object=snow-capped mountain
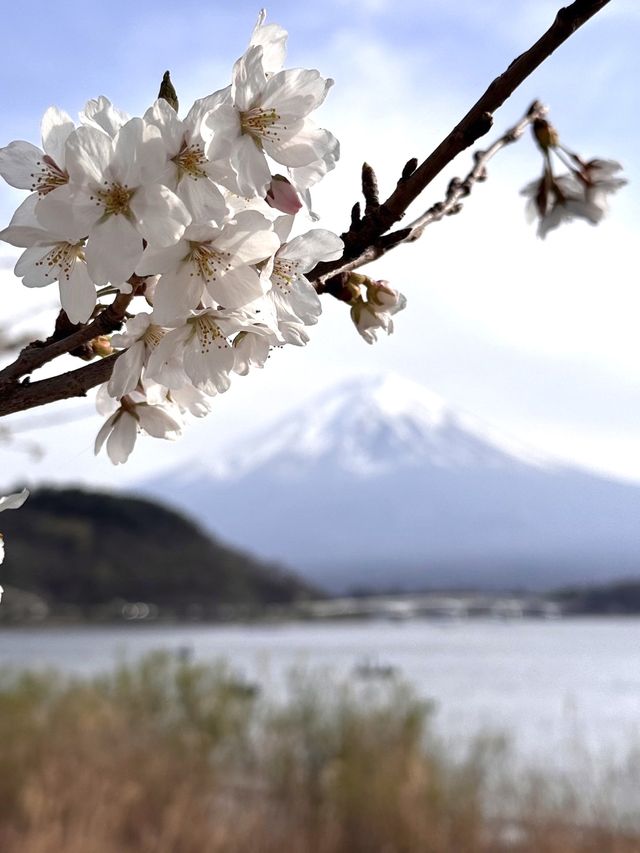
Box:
[139,373,640,593]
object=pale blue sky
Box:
[1,1,639,488]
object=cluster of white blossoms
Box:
[521,118,627,238]
[0,11,377,465]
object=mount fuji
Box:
[139,373,640,593]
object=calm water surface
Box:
[2,618,640,769]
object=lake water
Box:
[2,617,640,775]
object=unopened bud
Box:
[265,175,302,214]
[533,118,559,151]
[91,336,114,358]
[344,272,368,303]
[158,71,179,113]
[365,279,403,310]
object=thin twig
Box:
[309,0,611,289]
[404,100,547,241]
[317,101,547,295]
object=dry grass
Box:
[0,652,638,853]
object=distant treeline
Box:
[0,487,318,622]
[554,580,640,615]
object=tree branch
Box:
[0,353,122,418]
[317,101,548,298]
[0,0,613,419]
[308,0,611,288]
[0,292,133,390]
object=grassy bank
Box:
[0,653,637,852]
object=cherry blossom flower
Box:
[204,44,335,197]
[350,278,407,344]
[522,154,627,238]
[143,98,228,223]
[232,329,272,374]
[0,215,96,324]
[265,216,343,344]
[576,158,627,219]
[139,210,279,323]
[107,313,168,399]
[38,117,191,285]
[0,107,73,203]
[146,308,237,392]
[0,11,347,466]
[95,390,182,465]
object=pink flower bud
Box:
[265,175,303,214]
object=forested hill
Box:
[0,488,317,620]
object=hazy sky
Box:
[1,0,639,490]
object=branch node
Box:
[361,162,380,214]
[400,158,418,182]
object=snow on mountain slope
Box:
[183,372,556,482]
[139,372,640,593]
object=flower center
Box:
[143,324,165,349]
[193,315,226,354]
[93,182,134,217]
[30,155,68,196]
[174,143,208,180]
[272,258,299,294]
[188,243,232,285]
[240,107,284,144]
[34,241,85,281]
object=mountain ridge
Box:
[139,372,640,593]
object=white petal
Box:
[215,211,279,265]
[230,134,271,197]
[0,489,29,512]
[152,270,204,325]
[5,194,39,228]
[261,68,333,116]
[35,185,94,239]
[146,327,190,389]
[107,342,146,399]
[177,175,227,225]
[136,240,187,276]
[209,265,267,310]
[144,99,185,156]
[81,97,130,138]
[15,244,60,287]
[264,119,332,168]
[86,215,143,285]
[233,330,270,375]
[136,404,182,439]
[59,262,97,324]
[250,13,288,73]
[65,126,113,185]
[41,107,75,167]
[131,184,191,247]
[106,411,138,464]
[112,117,165,186]
[0,224,50,249]
[280,229,344,271]
[233,45,267,112]
[0,141,43,190]
[95,411,117,455]
[203,105,242,162]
